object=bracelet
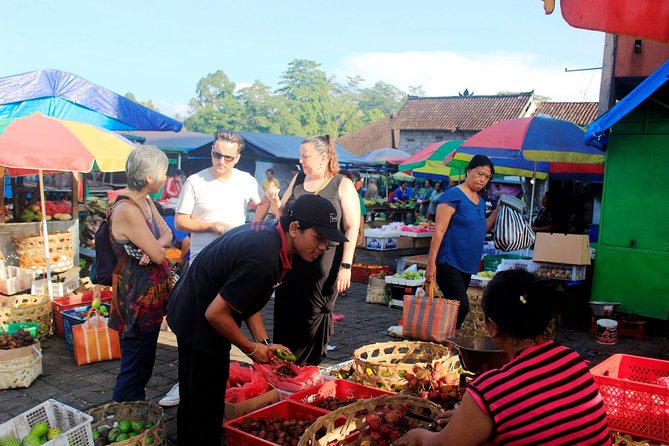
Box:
[259,338,271,346]
[245,342,258,357]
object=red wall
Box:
[614,37,669,77]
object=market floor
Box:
[2,279,668,445]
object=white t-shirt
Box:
[176,168,261,259]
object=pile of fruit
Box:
[93,419,156,445]
[230,416,317,445]
[477,271,495,278]
[0,329,36,350]
[313,396,358,411]
[390,270,424,281]
[0,422,63,446]
[404,364,463,410]
[328,363,357,382]
[344,404,438,446]
[399,225,434,234]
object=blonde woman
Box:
[268,135,360,365]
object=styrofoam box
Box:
[31,267,80,297]
[399,231,433,238]
[366,237,398,251]
[0,266,34,295]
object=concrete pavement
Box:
[2,269,668,445]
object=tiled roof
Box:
[390,93,533,131]
[337,117,399,155]
[533,102,599,127]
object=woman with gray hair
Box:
[109,145,173,402]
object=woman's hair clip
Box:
[519,295,528,305]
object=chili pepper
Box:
[276,349,296,362]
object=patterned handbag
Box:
[402,281,459,342]
[493,204,536,251]
[72,308,121,366]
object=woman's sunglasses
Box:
[211,151,237,163]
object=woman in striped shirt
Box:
[394,269,610,446]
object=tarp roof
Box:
[586,60,669,147]
[121,130,213,153]
[188,131,366,164]
[0,69,182,132]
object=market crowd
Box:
[106,129,609,446]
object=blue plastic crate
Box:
[61,304,111,351]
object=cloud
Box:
[335,50,601,102]
[154,100,191,119]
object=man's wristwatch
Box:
[340,263,352,269]
[259,339,271,346]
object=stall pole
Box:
[38,170,54,301]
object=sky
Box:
[1,0,606,119]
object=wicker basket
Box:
[0,342,42,390]
[12,231,74,274]
[88,401,165,446]
[0,294,52,340]
[353,341,459,391]
[298,394,443,446]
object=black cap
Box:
[289,195,348,243]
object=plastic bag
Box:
[254,362,323,393]
[226,362,271,403]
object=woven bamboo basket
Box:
[12,231,74,274]
[0,343,42,390]
[353,341,459,391]
[0,294,52,339]
[88,401,165,446]
[298,394,442,446]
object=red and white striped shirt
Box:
[467,341,610,445]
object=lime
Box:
[145,436,154,445]
[115,433,129,442]
[119,420,132,434]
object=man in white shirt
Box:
[175,129,261,260]
[160,129,260,407]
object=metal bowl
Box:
[445,336,510,375]
[589,301,622,317]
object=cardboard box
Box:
[533,233,591,265]
[224,388,280,421]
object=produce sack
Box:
[72,308,121,366]
[226,362,271,403]
[493,203,535,251]
[254,362,322,393]
[402,281,459,343]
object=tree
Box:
[278,59,335,136]
[237,81,300,134]
[184,70,243,134]
[408,85,426,97]
[124,92,159,111]
[358,81,406,120]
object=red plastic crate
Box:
[351,263,391,284]
[224,400,329,446]
[591,354,669,443]
[52,290,113,337]
[288,379,393,410]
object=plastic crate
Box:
[591,354,669,443]
[61,304,111,351]
[52,290,113,337]
[0,322,40,338]
[224,400,329,446]
[0,399,94,446]
[288,379,393,410]
[535,262,586,281]
[351,263,391,284]
[482,254,530,272]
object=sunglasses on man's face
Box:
[211,151,237,163]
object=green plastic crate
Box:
[0,322,40,338]
[482,254,531,272]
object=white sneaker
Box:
[159,383,180,407]
[327,344,336,351]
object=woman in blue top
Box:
[425,155,500,328]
